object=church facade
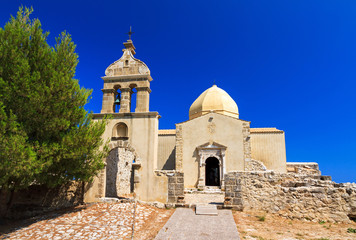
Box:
[84,37,289,204]
[81,37,356,223]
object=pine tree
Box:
[0,7,109,195]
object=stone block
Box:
[168,184,175,190]
[168,189,174,196]
[168,177,176,184]
[175,184,184,191]
[195,205,218,215]
[177,177,184,183]
[176,172,184,177]
[168,196,176,203]
[234,192,242,198]
[233,198,243,205]
[225,192,234,198]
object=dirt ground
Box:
[233,210,356,240]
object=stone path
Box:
[155,208,240,240]
[1,202,171,240]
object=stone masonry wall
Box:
[224,171,356,223]
[167,171,184,205]
[106,147,134,197]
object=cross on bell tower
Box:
[127,26,134,40]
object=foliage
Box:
[347,227,356,233]
[257,215,266,222]
[0,7,108,192]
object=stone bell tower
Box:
[101,37,152,113]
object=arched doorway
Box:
[205,157,220,186]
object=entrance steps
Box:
[184,187,224,208]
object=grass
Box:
[257,215,266,222]
[318,220,326,224]
[347,227,356,233]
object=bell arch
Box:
[112,122,128,140]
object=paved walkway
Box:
[1,202,171,240]
[155,208,240,240]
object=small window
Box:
[125,60,129,66]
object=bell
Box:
[114,94,121,105]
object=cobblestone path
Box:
[1,202,172,240]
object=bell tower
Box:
[101,36,152,113]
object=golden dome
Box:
[189,85,239,120]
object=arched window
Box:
[112,122,128,140]
[129,84,137,113]
[113,85,122,113]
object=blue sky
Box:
[1,0,355,183]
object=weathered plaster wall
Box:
[157,134,176,170]
[85,112,164,203]
[224,171,356,223]
[176,113,248,188]
[250,131,287,173]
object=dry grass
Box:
[233,210,356,240]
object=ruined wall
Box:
[166,171,184,204]
[224,171,356,223]
[0,181,83,219]
[106,147,135,197]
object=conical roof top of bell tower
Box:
[104,38,150,78]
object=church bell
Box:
[114,94,121,105]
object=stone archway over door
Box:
[105,147,135,197]
[197,142,227,189]
[205,157,220,186]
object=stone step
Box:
[195,204,218,215]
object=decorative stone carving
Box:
[196,142,226,189]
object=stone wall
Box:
[167,171,184,205]
[286,162,321,175]
[175,124,183,170]
[242,122,251,163]
[245,159,267,171]
[106,147,135,197]
[224,171,356,223]
[0,181,83,219]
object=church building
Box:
[84,37,292,204]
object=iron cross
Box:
[127,26,134,40]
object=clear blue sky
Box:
[1,0,355,183]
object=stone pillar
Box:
[101,89,115,113]
[119,88,131,113]
[197,153,205,189]
[221,152,226,189]
[135,87,150,112]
